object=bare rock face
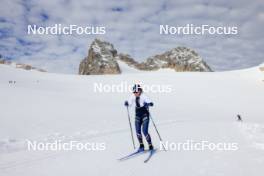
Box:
[79,39,213,75]
[0,57,46,72]
[118,53,140,68]
[137,47,212,72]
[79,39,121,75]
[0,55,11,65]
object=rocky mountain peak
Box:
[79,39,212,75]
[137,47,212,72]
[79,39,120,75]
[91,39,118,58]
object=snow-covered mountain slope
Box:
[0,63,263,176]
[117,60,142,73]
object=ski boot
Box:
[137,143,144,152]
[148,144,154,151]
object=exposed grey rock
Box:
[79,39,121,75]
[79,39,212,75]
[0,57,46,72]
[138,47,212,72]
[118,53,140,69]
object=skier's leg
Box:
[135,116,144,150]
[142,116,153,150]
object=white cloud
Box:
[0,0,263,73]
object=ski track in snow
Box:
[0,119,188,153]
[0,119,191,170]
[0,64,264,175]
[237,122,264,150]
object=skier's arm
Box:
[124,95,134,107]
[143,95,154,107]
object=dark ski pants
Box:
[135,115,152,146]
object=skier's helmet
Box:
[132,84,143,93]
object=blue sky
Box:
[0,0,264,73]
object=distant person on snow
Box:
[237,114,242,121]
[124,84,154,152]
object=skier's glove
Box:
[124,101,129,107]
[144,102,154,107]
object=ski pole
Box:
[126,106,136,149]
[149,112,167,151]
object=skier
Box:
[124,84,154,152]
[237,114,242,121]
